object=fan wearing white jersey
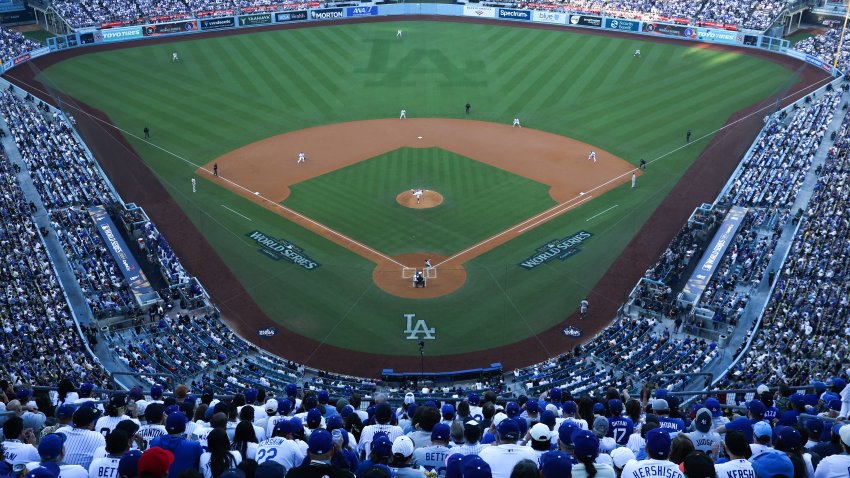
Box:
[24,433,88,478]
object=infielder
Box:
[512,118,521,127]
[297,152,306,164]
[400,109,407,119]
[588,151,596,162]
[634,49,640,57]
[172,52,179,62]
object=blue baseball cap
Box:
[806,419,824,437]
[725,417,754,444]
[539,451,572,478]
[704,398,721,416]
[751,450,793,478]
[608,399,623,415]
[150,385,163,399]
[558,420,580,446]
[572,430,599,459]
[277,398,292,415]
[462,455,492,478]
[371,435,393,458]
[441,403,455,419]
[562,400,577,415]
[497,418,521,441]
[747,400,766,419]
[468,394,480,405]
[646,428,672,459]
[753,421,773,439]
[593,403,605,414]
[550,388,562,400]
[317,390,329,404]
[778,427,802,449]
[285,384,298,397]
[165,412,188,434]
[56,404,76,420]
[38,434,66,460]
[308,429,333,455]
[541,410,556,427]
[118,450,142,478]
[431,423,451,442]
[505,402,520,418]
[80,383,94,395]
[306,408,322,428]
[525,400,539,413]
[25,465,60,478]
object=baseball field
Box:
[22,18,820,375]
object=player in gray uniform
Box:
[685,409,722,457]
[413,424,452,477]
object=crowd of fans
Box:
[794,29,850,77]
[1,382,848,478]
[0,26,41,65]
[0,146,110,388]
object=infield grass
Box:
[38,20,799,358]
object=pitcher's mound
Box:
[397,190,443,209]
[373,253,466,299]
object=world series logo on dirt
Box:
[563,326,582,337]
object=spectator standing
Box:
[150,413,201,478]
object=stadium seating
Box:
[0,26,41,64]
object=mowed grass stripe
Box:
[285,33,345,98]
[255,35,334,113]
[230,35,305,109]
[503,34,578,114]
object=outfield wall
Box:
[3,4,839,77]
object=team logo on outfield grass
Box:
[404,314,435,340]
[247,230,320,270]
[519,231,593,270]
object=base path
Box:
[203,118,635,297]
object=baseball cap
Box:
[725,417,754,444]
[655,389,668,399]
[306,408,322,428]
[371,435,393,458]
[539,451,572,478]
[16,388,32,401]
[751,450,793,478]
[317,390,329,404]
[572,429,599,459]
[756,384,770,395]
[610,447,635,468]
[694,408,712,433]
[80,383,94,395]
[254,461,285,478]
[778,427,802,449]
[680,451,715,478]
[592,403,605,414]
[789,393,804,406]
[150,385,163,399]
[468,394,480,405]
[427,423,449,442]
[403,392,415,405]
[652,399,669,412]
[462,456,492,478]
[163,405,179,417]
[806,419,825,437]
[129,387,144,401]
[777,410,798,426]
[38,433,66,460]
[244,388,259,404]
[505,402,520,418]
[541,410,556,427]
[277,398,292,415]
[118,450,142,478]
[111,394,128,408]
[445,454,464,478]
[525,400,539,414]
[828,399,842,411]
[73,406,98,427]
[137,447,174,477]
[25,466,59,478]
[608,399,623,415]
[592,416,609,438]
[285,384,298,397]
[496,417,521,441]
[165,412,188,434]
[145,403,165,423]
[753,421,773,439]
[442,403,456,418]
[309,429,334,455]
[747,400,766,419]
[827,377,847,390]
[812,381,827,393]
[116,419,140,437]
[529,423,551,441]
[550,388,562,400]
[56,404,75,420]
[704,398,721,416]
[558,420,579,446]
[392,435,415,457]
[492,412,508,427]
[562,400,577,415]
[375,403,392,423]
[326,415,344,432]
[264,399,278,413]
[645,428,672,459]
[839,424,850,447]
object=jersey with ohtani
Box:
[255,437,304,472]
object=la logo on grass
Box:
[404,313,435,340]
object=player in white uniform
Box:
[413,189,423,204]
[634,49,640,57]
[255,420,305,472]
[2,417,40,467]
[579,298,589,319]
[397,29,403,37]
[297,152,305,164]
[400,109,407,119]
[172,52,179,61]
[813,424,850,477]
[588,151,596,162]
[620,429,684,478]
[512,118,521,128]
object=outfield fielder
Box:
[400,109,407,119]
[172,52,179,62]
[512,117,521,127]
[397,29,403,37]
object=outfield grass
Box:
[285,147,555,255]
[39,21,798,357]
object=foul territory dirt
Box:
[4,15,830,377]
[202,118,635,299]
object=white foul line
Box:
[221,205,252,221]
[517,195,593,233]
[586,204,619,222]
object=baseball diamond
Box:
[6,16,828,376]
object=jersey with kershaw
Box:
[685,430,722,454]
[137,424,167,449]
[88,455,121,478]
[620,459,685,478]
[95,416,138,437]
[358,424,404,455]
[61,428,107,469]
[255,437,305,471]
[413,445,452,478]
[478,444,539,478]
[24,462,88,478]
[2,440,40,466]
[812,453,850,478]
[714,459,754,478]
